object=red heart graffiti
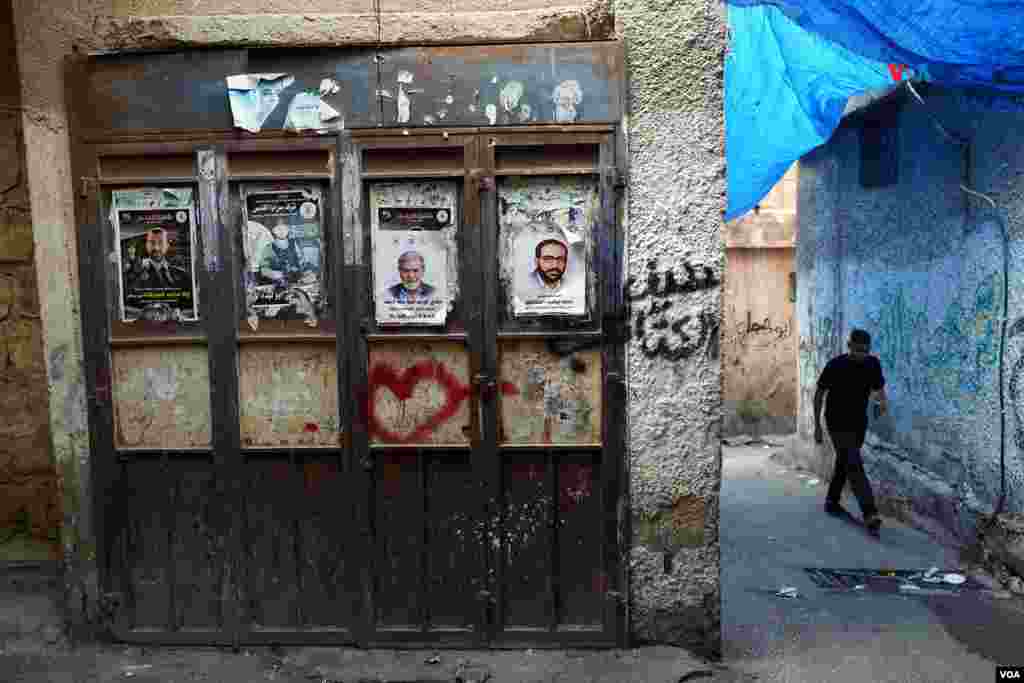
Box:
[365,361,471,444]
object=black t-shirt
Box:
[817,353,885,432]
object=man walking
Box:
[813,328,889,537]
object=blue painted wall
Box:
[797,87,1024,541]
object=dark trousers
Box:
[825,428,877,519]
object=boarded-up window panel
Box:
[238,345,341,448]
[228,150,332,178]
[111,347,212,449]
[367,341,471,446]
[99,155,194,180]
[498,340,602,445]
[495,145,598,175]
[362,147,464,176]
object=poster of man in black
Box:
[116,201,198,322]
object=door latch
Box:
[472,374,497,402]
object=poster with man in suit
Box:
[113,188,198,322]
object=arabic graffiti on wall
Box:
[625,259,721,362]
[721,314,793,347]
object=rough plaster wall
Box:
[0,0,61,562]
[12,0,108,628]
[795,91,1024,546]
[98,0,615,48]
[616,0,724,656]
[721,247,796,437]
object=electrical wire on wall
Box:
[904,80,1011,528]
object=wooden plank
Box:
[78,50,246,134]
[241,460,301,629]
[373,451,424,628]
[110,347,212,449]
[501,454,553,629]
[228,150,332,178]
[244,48,377,131]
[366,342,472,446]
[77,43,623,136]
[296,456,357,628]
[109,335,206,348]
[119,460,173,630]
[363,147,464,177]
[99,154,194,180]
[495,144,598,174]
[425,451,481,630]
[556,453,602,627]
[338,132,375,643]
[170,461,227,630]
[600,135,627,644]
[238,345,341,448]
[497,340,602,445]
[373,43,624,128]
[195,145,243,642]
[475,137,502,640]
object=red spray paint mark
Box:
[304,422,320,433]
[592,570,609,594]
[558,462,593,513]
[360,362,518,443]
[365,361,471,443]
[888,63,906,82]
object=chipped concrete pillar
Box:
[12,0,98,630]
[615,0,726,657]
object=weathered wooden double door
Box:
[77,128,626,647]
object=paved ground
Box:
[3,438,1023,681]
[721,439,1024,683]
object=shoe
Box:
[824,502,846,517]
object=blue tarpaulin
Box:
[725,0,1024,220]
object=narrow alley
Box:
[721,437,1024,682]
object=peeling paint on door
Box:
[112,347,211,448]
[499,340,601,444]
[238,345,341,448]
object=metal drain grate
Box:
[803,568,985,593]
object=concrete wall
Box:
[11,0,725,653]
[795,88,1024,544]
[0,0,61,563]
[617,0,724,657]
[722,165,797,437]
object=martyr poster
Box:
[370,182,457,326]
[498,176,596,318]
[113,188,198,323]
[241,185,324,328]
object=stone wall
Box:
[0,0,61,562]
[795,88,1024,543]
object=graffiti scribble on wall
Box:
[626,259,720,362]
[360,347,517,444]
